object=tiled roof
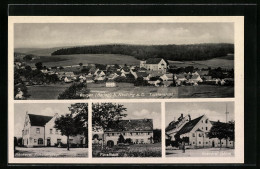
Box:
[105,119,153,132]
[165,120,180,132]
[28,114,53,126]
[177,115,204,135]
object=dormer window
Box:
[36,128,40,134]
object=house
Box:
[148,80,161,87]
[64,77,73,83]
[86,77,94,83]
[188,75,203,84]
[160,73,173,81]
[162,81,173,87]
[175,74,187,82]
[166,114,234,148]
[94,75,106,81]
[140,58,168,72]
[95,70,105,76]
[121,67,130,74]
[107,73,118,80]
[92,119,154,147]
[106,79,116,87]
[22,113,86,147]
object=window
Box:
[193,142,195,144]
[202,127,203,129]
[206,142,208,144]
[107,133,110,136]
[198,133,201,137]
[38,138,43,144]
[202,120,203,123]
[192,133,195,137]
[206,127,208,131]
[136,132,138,135]
[55,129,58,134]
[123,133,125,136]
[50,129,53,134]
[205,119,208,123]
[199,141,201,144]
[130,132,132,136]
[36,128,40,134]
[112,133,114,136]
[148,132,150,135]
[57,139,61,144]
[34,139,37,143]
[136,139,139,143]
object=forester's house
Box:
[22,113,86,147]
[92,119,154,147]
[140,58,168,72]
[166,114,234,148]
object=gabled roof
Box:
[105,119,153,132]
[190,75,200,80]
[165,120,180,132]
[28,114,53,126]
[146,58,168,64]
[177,115,204,135]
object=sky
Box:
[14,23,234,48]
[14,103,78,137]
[165,102,234,127]
[120,102,161,130]
[14,102,161,137]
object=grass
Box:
[24,54,140,67]
[169,56,234,69]
[14,147,88,158]
[26,83,233,100]
[93,143,162,157]
[27,83,71,100]
[178,85,234,98]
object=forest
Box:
[51,43,234,61]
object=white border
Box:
[8,16,244,164]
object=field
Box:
[178,85,234,98]
[23,54,140,67]
[27,83,71,100]
[169,57,234,69]
[15,147,88,158]
[93,143,161,157]
[166,147,234,157]
[87,83,178,99]
[25,83,233,100]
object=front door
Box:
[212,141,215,147]
[47,138,51,147]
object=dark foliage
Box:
[52,44,234,61]
[58,83,89,99]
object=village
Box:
[14,56,234,100]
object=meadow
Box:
[92,143,162,157]
[169,57,234,69]
[25,82,233,100]
[23,54,140,67]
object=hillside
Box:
[51,43,234,61]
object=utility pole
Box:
[225,103,229,148]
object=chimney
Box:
[181,114,183,118]
[188,114,191,121]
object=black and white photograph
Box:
[165,102,234,157]
[14,103,89,158]
[13,22,234,100]
[92,102,162,157]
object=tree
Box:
[69,103,88,146]
[58,83,89,99]
[23,54,34,61]
[79,63,83,66]
[118,134,125,144]
[54,114,79,150]
[35,62,43,70]
[208,121,230,149]
[134,77,149,86]
[92,103,127,147]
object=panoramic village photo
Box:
[14,103,89,158]
[14,23,234,100]
[92,102,162,157]
[165,102,235,157]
